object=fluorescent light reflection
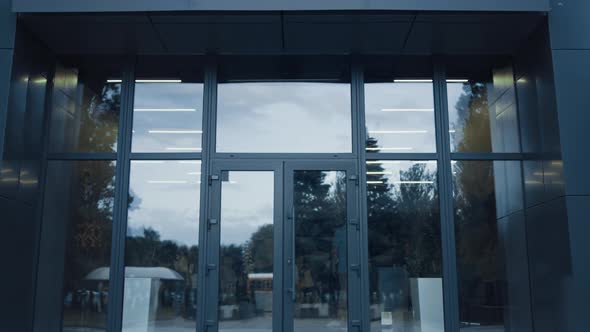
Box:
[136,79,182,83]
[368,130,428,134]
[148,130,203,134]
[381,108,434,112]
[367,180,434,185]
[187,172,201,175]
[394,79,433,83]
[107,79,183,84]
[134,108,197,112]
[366,161,401,164]
[366,147,413,151]
[165,147,202,151]
[446,79,469,83]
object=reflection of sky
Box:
[216,82,352,153]
[220,171,274,246]
[364,83,436,152]
[132,83,204,152]
[127,160,201,246]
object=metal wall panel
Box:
[12,0,550,13]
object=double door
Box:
[202,160,361,332]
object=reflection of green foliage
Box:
[79,83,120,152]
[367,159,440,279]
[453,161,498,281]
[453,83,492,152]
[64,161,116,292]
[126,227,199,289]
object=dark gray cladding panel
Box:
[12,0,550,12]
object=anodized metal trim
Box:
[107,58,135,332]
[197,57,217,332]
[450,152,524,160]
[129,152,202,160]
[365,152,438,160]
[433,58,460,332]
[46,152,117,160]
[30,63,56,331]
[352,61,370,332]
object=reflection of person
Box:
[298,258,315,302]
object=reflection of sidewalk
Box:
[123,316,196,332]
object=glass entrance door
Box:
[204,161,360,332]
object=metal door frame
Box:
[204,160,284,332]
[283,160,361,332]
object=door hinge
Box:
[348,175,359,185]
[351,263,361,276]
[207,218,218,230]
[348,218,360,230]
[206,263,217,275]
[208,175,219,185]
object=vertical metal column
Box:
[351,61,370,332]
[433,58,460,332]
[197,57,218,332]
[107,57,136,332]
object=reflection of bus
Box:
[247,273,273,293]
[247,273,273,313]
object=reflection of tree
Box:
[79,82,120,152]
[63,80,122,311]
[453,161,501,315]
[366,136,441,313]
[126,227,199,317]
[294,170,347,308]
[367,160,440,278]
[452,83,492,152]
[219,224,274,305]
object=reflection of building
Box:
[1,2,587,332]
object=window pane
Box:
[367,160,443,332]
[365,81,436,153]
[132,82,204,153]
[216,82,352,153]
[294,170,348,332]
[447,64,520,153]
[35,160,116,331]
[49,60,122,153]
[453,161,532,331]
[123,160,201,331]
[219,171,274,332]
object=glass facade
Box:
[34,56,531,332]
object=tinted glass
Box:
[367,160,443,332]
[453,161,532,331]
[218,171,274,331]
[447,64,520,153]
[293,170,348,332]
[365,81,436,153]
[35,161,116,331]
[122,160,201,331]
[132,82,204,152]
[216,82,352,153]
[49,62,121,153]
